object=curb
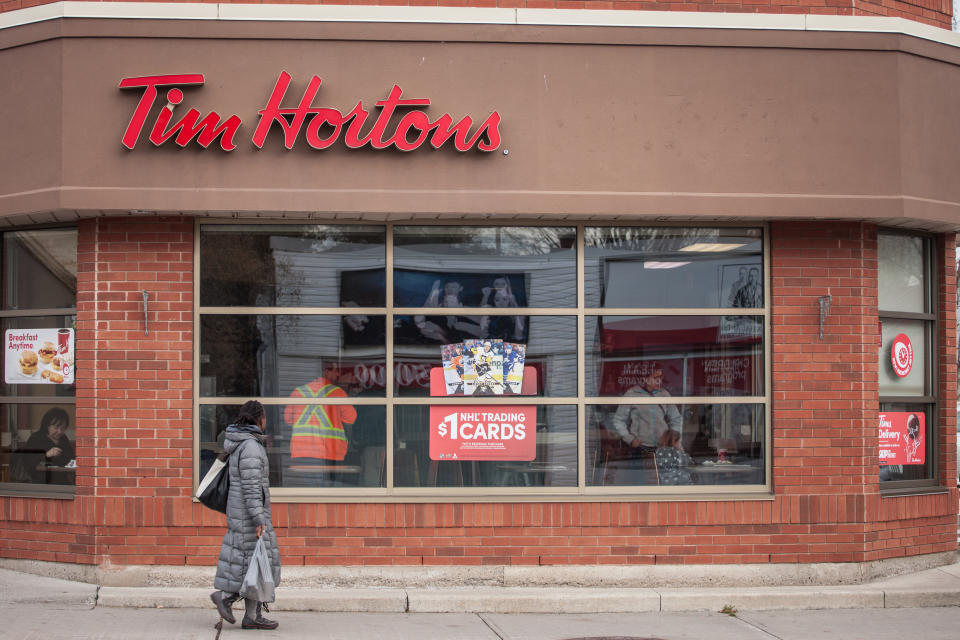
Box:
[95,584,960,613]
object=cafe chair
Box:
[426,459,463,487]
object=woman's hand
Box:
[45,447,62,459]
[256,525,265,538]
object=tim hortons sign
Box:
[119,72,502,152]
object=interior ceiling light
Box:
[679,242,746,252]
[644,261,690,269]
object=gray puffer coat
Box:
[213,424,282,595]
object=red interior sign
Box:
[429,405,536,461]
[878,411,925,465]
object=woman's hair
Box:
[41,407,70,431]
[658,429,681,448]
[236,400,265,427]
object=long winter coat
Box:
[213,424,282,595]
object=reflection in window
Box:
[3,229,78,310]
[587,404,764,487]
[878,234,925,313]
[585,227,763,308]
[199,404,385,488]
[393,226,577,308]
[393,405,577,488]
[878,319,927,397]
[1,227,77,491]
[2,404,76,486]
[196,224,769,496]
[877,231,934,485]
[393,316,577,398]
[200,225,386,307]
[585,316,763,397]
[200,315,386,397]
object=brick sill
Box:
[880,486,951,498]
[0,486,75,500]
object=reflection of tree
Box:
[399,226,573,256]
[584,227,761,253]
[879,234,924,293]
[200,233,276,397]
[201,233,277,305]
[201,315,264,396]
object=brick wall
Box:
[79,217,194,499]
[0,216,196,565]
[0,0,952,30]
[1,218,956,570]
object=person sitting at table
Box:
[655,428,694,486]
[15,408,75,484]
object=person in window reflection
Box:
[733,267,761,308]
[18,408,74,484]
[284,364,357,462]
[727,266,748,307]
[611,367,682,452]
[480,276,525,341]
[655,429,694,485]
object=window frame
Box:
[877,230,940,493]
[195,220,771,502]
[0,225,78,499]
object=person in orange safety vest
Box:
[284,373,357,461]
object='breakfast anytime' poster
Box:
[4,329,74,385]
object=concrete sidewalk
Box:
[2,559,960,614]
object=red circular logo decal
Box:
[891,333,914,378]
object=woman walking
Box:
[210,400,282,630]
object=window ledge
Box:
[879,486,950,498]
[0,486,75,500]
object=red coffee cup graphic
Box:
[57,329,71,355]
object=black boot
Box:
[241,601,279,630]
[210,590,240,624]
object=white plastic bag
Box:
[239,537,275,603]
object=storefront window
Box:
[0,228,77,493]
[584,227,763,308]
[878,231,936,485]
[198,224,768,498]
[585,315,763,397]
[393,405,577,488]
[200,404,386,488]
[395,315,576,397]
[200,225,385,307]
[587,403,764,487]
[393,226,577,308]
[200,314,387,398]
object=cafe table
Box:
[685,462,755,485]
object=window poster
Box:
[4,329,74,385]
[429,405,536,461]
[878,412,925,465]
[440,340,524,396]
[465,339,503,395]
[504,342,526,393]
[441,343,465,395]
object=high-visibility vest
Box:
[284,377,357,461]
